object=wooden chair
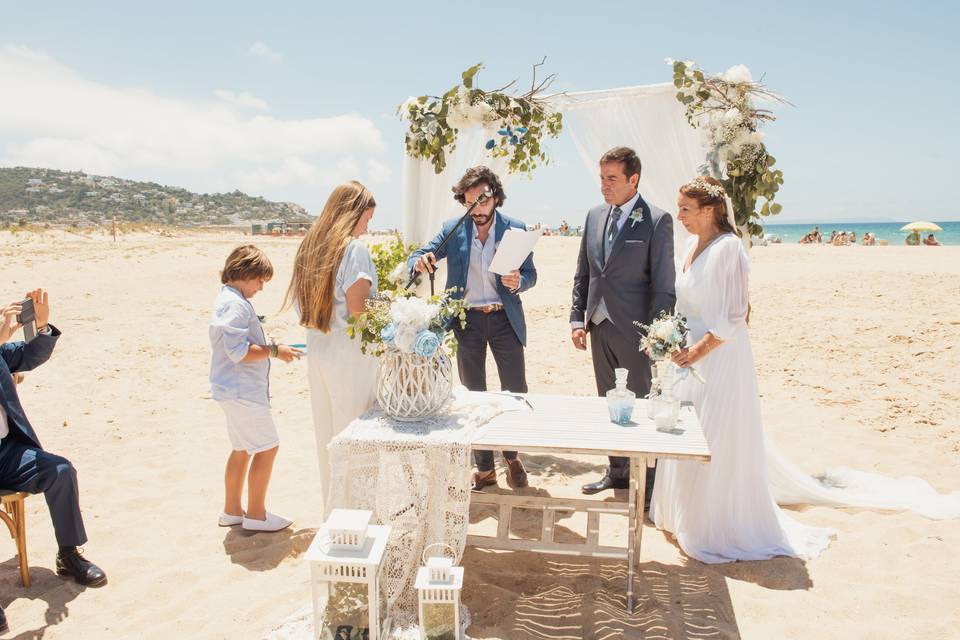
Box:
[0,490,30,587]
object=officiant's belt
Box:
[468,303,504,314]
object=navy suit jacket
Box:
[570,194,677,344]
[407,211,537,346]
[0,325,60,450]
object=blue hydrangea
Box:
[380,323,397,343]
[413,329,442,358]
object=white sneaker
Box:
[219,512,244,527]
[242,512,293,532]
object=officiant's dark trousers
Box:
[589,319,657,491]
[0,436,88,547]
[456,309,526,472]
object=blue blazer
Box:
[407,211,537,346]
[0,325,60,450]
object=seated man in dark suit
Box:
[0,290,106,628]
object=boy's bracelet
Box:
[269,342,279,358]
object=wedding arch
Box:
[399,60,788,249]
[401,81,706,247]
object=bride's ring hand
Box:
[671,348,689,368]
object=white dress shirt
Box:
[208,285,271,407]
[465,221,503,307]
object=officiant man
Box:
[408,166,537,491]
[570,147,676,500]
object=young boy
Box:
[209,245,301,532]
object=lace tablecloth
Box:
[325,391,504,630]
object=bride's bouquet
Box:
[347,289,466,357]
[635,311,705,383]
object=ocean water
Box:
[761,221,960,245]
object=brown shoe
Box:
[505,458,528,488]
[472,469,498,491]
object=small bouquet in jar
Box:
[634,311,705,383]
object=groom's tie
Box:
[605,206,623,261]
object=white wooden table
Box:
[467,393,711,612]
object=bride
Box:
[650,176,960,564]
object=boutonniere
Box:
[628,208,644,227]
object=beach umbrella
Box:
[899,221,943,232]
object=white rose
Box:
[655,322,675,342]
[395,325,418,353]
[720,64,753,85]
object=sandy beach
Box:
[0,230,958,639]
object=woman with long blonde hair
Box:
[285,181,377,500]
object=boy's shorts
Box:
[217,399,279,454]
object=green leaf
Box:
[770,203,782,214]
[461,63,483,89]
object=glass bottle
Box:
[652,360,681,431]
[606,368,635,425]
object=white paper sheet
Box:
[488,228,543,275]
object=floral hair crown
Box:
[684,177,726,199]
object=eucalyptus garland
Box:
[399,63,562,175]
[669,59,788,238]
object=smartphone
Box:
[17,298,37,342]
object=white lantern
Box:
[306,509,391,640]
[415,544,464,640]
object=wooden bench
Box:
[0,490,30,587]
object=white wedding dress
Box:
[650,233,960,564]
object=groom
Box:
[570,147,676,499]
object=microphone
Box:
[474,188,493,206]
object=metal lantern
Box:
[306,509,392,640]
[415,544,464,640]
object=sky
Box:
[1,1,958,229]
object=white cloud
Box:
[0,44,391,207]
[247,41,283,63]
[366,158,392,183]
[214,89,269,111]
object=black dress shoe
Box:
[581,473,628,495]
[0,603,8,634]
[56,548,108,587]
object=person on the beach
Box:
[924,234,941,246]
[570,147,676,500]
[209,245,300,532]
[285,182,379,511]
[0,289,108,593]
[906,231,921,246]
[409,166,537,491]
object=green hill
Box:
[0,167,310,227]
